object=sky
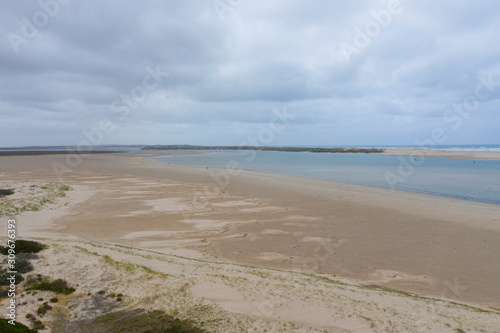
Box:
[1,0,499,147]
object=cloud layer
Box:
[1,0,499,146]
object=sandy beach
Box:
[1,152,500,332]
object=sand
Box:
[1,152,499,332]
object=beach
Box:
[1,152,500,332]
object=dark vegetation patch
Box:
[0,272,24,286]
[0,189,15,197]
[0,240,47,255]
[14,258,34,274]
[52,288,125,325]
[37,302,53,316]
[26,277,75,295]
[32,320,45,330]
[57,309,207,333]
[0,242,46,297]
[143,144,385,154]
[0,318,37,332]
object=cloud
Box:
[1,0,499,146]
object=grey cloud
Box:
[1,0,499,146]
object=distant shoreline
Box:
[2,146,500,160]
[141,145,500,160]
[141,145,385,154]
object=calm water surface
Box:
[152,151,500,205]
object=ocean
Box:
[151,149,500,205]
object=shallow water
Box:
[152,150,500,205]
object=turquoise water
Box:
[152,151,500,205]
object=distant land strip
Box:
[0,150,125,156]
[141,145,385,154]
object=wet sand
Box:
[1,152,499,311]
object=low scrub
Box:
[57,309,207,333]
[27,277,75,295]
[0,272,24,286]
[37,302,53,316]
[0,318,37,332]
[0,240,47,255]
[14,258,34,274]
[0,189,15,197]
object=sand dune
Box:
[1,152,500,332]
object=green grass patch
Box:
[58,184,71,192]
[360,284,494,314]
[66,309,207,333]
[100,254,172,279]
[0,183,71,216]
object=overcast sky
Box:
[1,0,499,147]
